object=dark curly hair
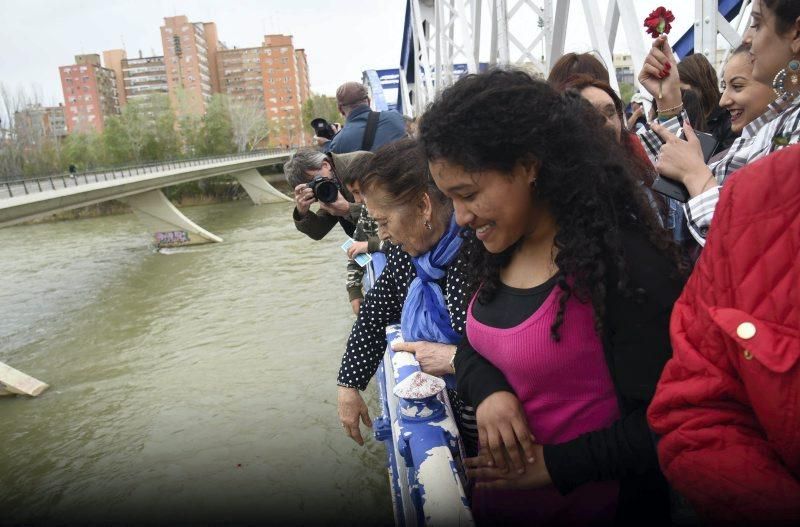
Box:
[419,68,686,339]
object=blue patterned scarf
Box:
[400,215,463,345]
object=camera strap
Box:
[360,111,380,151]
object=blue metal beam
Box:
[672,0,745,59]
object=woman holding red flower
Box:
[636,0,800,247]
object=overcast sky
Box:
[0,0,700,107]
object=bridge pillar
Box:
[122,189,223,248]
[231,168,293,205]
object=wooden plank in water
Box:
[0,361,49,396]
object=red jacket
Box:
[648,145,800,525]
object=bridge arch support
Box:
[123,190,223,248]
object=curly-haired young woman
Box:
[419,69,686,525]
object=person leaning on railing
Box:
[336,138,479,454]
[283,148,365,240]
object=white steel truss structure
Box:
[399,0,751,117]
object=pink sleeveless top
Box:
[467,285,620,525]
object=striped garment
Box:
[638,92,800,245]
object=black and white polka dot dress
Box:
[337,243,478,453]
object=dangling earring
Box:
[530,178,537,188]
[424,220,432,230]
[772,58,800,97]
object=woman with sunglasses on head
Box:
[636,0,800,247]
[420,69,686,526]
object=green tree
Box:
[62,132,106,171]
[301,93,341,131]
[619,82,635,105]
[144,94,181,161]
[195,94,235,155]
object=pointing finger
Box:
[651,122,678,144]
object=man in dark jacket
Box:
[320,82,406,154]
[284,149,370,240]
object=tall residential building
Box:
[217,46,267,106]
[59,54,120,134]
[103,49,128,108]
[122,55,169,107]
[160,15,222,116]
[218,34,311,146]
[14,104,67,140]
[295,49,311,106]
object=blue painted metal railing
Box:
[364,253,473,526]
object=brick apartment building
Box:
[56,15,312,145]
[59,54,120,134]
[160,15,223,116]
[217,34,311,146]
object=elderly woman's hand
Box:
[391,341,455,377]
[337,386,372,446]
[652,121,717,197]
[474,391,537,475]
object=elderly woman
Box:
[336,137,477,452]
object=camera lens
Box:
[316,180,339,203]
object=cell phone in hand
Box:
[341,238,372,267]
[651,129,719,203]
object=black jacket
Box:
[455,229,684,525]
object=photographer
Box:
[284,148,368,240]
[319,82,406,154]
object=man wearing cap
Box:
[320,81,406,154]
[627,93,648,131]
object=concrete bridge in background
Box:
[0,149,293,247]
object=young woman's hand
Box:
[466,443,552,490]
[638,35,681,111]
[652,121,717,197]
[473,391,537,474]
[391,341,456,376]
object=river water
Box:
[0,201,392,525]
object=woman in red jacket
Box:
[647,145,800,525]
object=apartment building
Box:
[122,55,169,105]
[160,15,223,116]
[59,54,120,133]
[218,34,310,146]
[14,104,67,140]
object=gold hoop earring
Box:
[773,58,800,97]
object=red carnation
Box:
[644,6,675,38]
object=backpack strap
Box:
[360,111,380,151]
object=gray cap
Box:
[336,82,369,106]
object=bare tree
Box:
[227,95,270,152]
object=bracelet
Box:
[657,103,684,114]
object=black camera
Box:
[307,175,339,204]
[311,118,337,140]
